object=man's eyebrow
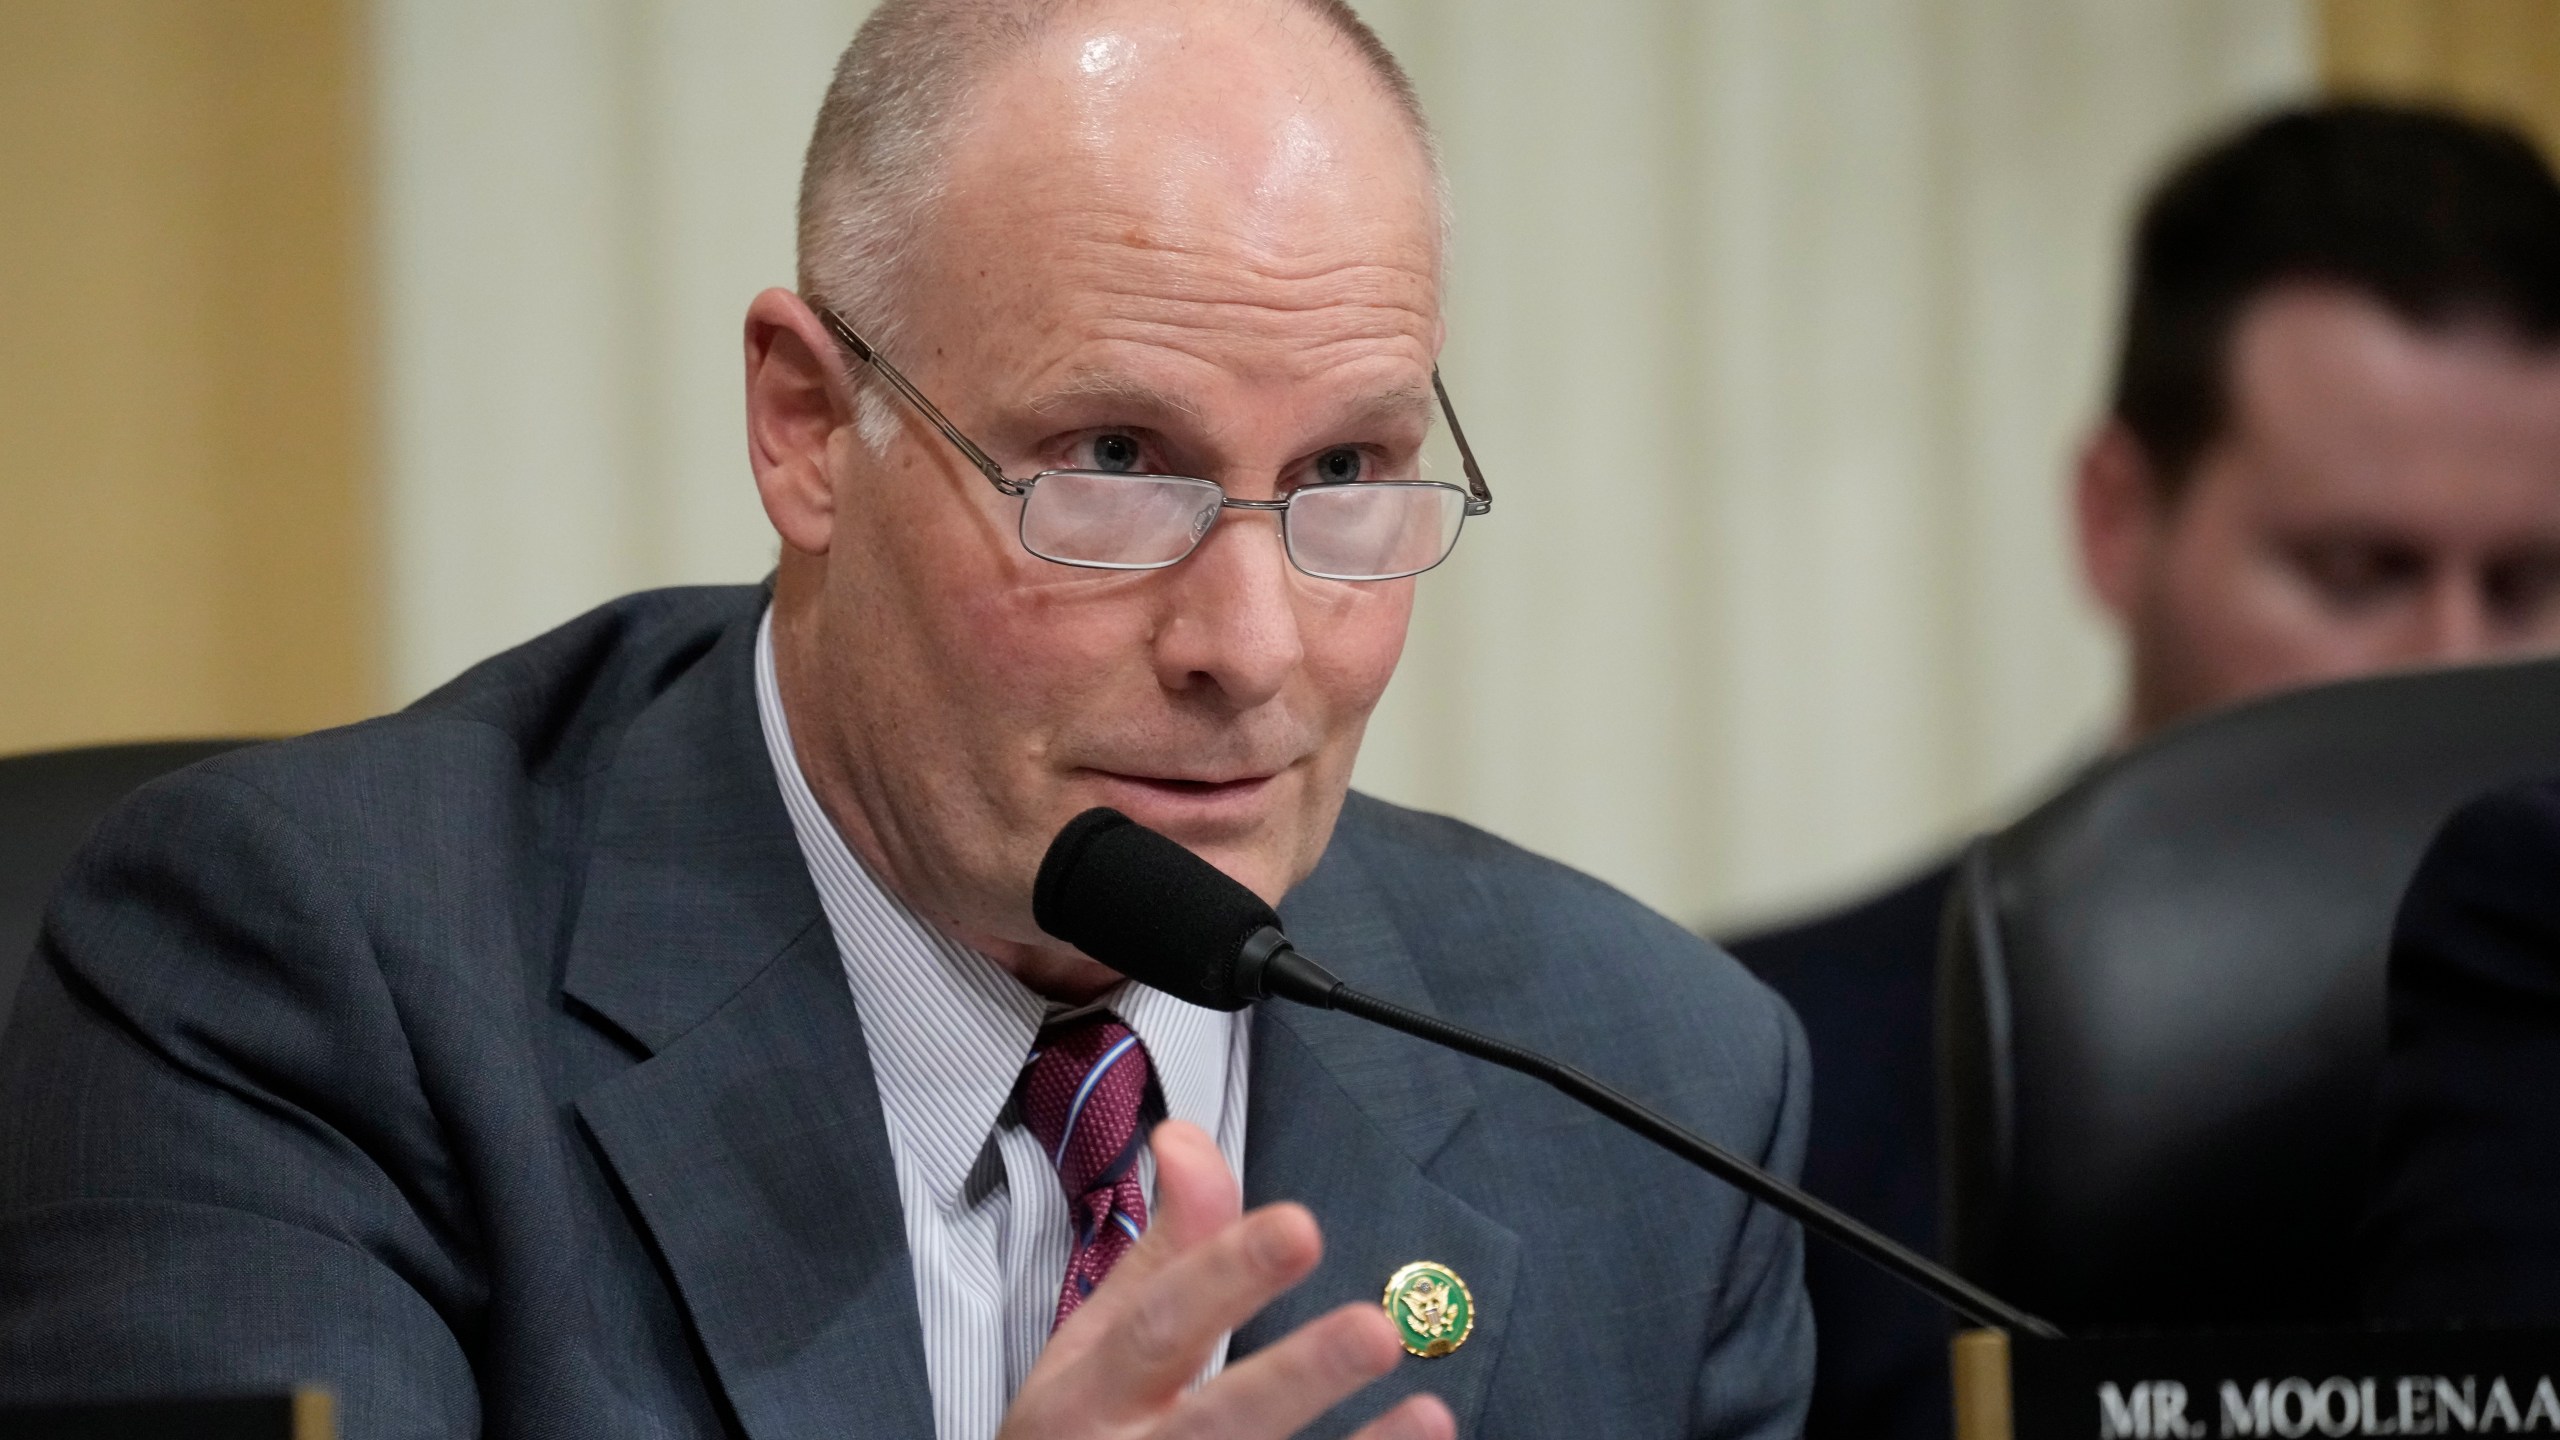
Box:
[1340,382,1437,431]
[1022,375,1438,432]
[1025,372,1202,420]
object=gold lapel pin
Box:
[1382,1260,1475,1358]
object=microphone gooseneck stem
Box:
[1269,955,2061,1340]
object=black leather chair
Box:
[1939,656,2560,1330]
[0,740,254,1037]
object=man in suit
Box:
[0,2,1812,1437]
[2364,776,2560,1323]
[1730,101,2560,1440]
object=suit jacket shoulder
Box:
[1327,791,1804,1108]
[0,584,834,1438]
[87,584,769,923]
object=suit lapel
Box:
[1238,846,1522,1439]
[562,612,936,1440]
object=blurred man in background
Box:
[1731,100,2560,1440]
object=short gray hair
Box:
[794,0,1443,447]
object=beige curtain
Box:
[372,0,858,700]
[1350,0,2311,926]
[372,0,2311,928]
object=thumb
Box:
[1041,1120,1237,1362]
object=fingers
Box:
[1348,1395,1458,1440]
[1149,1119,1241,1250]
[1037,1201,1325,1417]
[1003,1121,1437,1440]
[1036,1120,1239,1373]
[1151,1302,1416,1440]
[1082,1119,1236,1299]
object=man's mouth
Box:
[1091,771,1275,799]
[1076,768,1288,832]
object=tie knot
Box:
[1019,1014,1155,1198]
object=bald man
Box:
[0,3,1811,1438]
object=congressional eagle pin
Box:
[1382,1261,1474,1358]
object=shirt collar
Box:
[751,608,1234,1211]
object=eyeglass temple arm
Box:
[814,305,1027,496]
[1431,369,1493,515]
[823,302,1487,516]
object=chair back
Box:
[1940,657,2560,1328]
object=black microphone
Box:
[1033,805,2061,1339]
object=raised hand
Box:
[996,1120,1454,1440]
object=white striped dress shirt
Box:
[753,610,1251,1440]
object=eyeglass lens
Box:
[1016,472,1469,581]
[1286,482,1467,581]
[1018,471,1222,569]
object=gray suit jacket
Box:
[0,586,1811,1439]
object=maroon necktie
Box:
[1018,1014,1156,1328]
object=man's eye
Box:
[1310,448,1365,485]
[2289,539,2427,609]
[2486,551,2560,626]
[1086,433,1144,473]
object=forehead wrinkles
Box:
[1035,220,1437,370]
[1086,255,1431,340]
[1074,222,1438,306]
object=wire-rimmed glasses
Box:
[813,304,1492,582]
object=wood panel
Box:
[0,0,376,755]
[2321,0,2560,160]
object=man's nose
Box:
[2413,570,2496,665]
[1148,506,1306,709]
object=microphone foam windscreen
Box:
[1033,807,1280,1011]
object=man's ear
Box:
[745,287,850,557]
[2075,418,2168,627]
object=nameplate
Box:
[2009,1330,2560,1439]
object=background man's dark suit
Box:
[0,585,1813,1439]
[1728,863,1956,1440]
[2365,777,2560,1323]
